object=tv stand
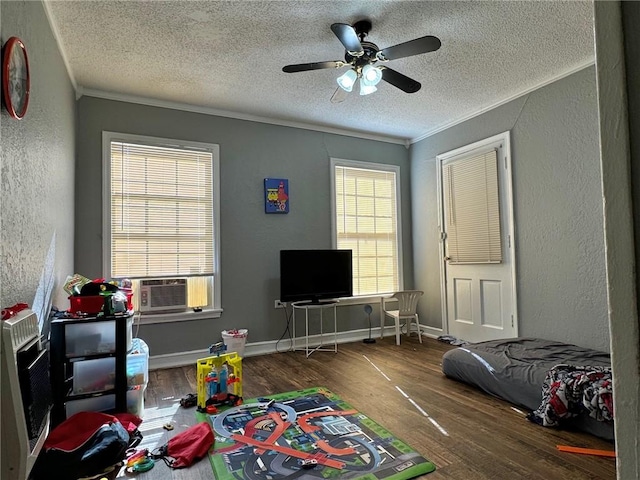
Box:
[291,300,338,357]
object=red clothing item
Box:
[44,412,125,452]
[162,422,214,468]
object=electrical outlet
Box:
[274,300,285,309]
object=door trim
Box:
[436,131,518,336]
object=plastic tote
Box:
[221,329,248,357]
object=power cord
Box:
[275,304,293,353]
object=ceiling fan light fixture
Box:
[359,79,377,96]
[336,69,357,92]
[361,64,383,87]
[282,21,439,100]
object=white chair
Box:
[382,291,424,345]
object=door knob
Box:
[444,256,451,261]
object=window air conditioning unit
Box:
[139,278,188,312]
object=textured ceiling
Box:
[45,1,595,142]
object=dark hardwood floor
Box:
[134,336,616,480]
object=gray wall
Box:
[411,66,610,352]
[604,1,640,475]
[0,1,76,326]
[75,97,412,356]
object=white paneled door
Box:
[437,132,517,343]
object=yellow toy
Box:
[196,352,242,409]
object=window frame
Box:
[102,131,222,322]
[330,157,404,298]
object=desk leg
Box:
[292,303,339,357]
[305,307,310,358]
[379,297,385,339]
[292,307,296,351]
[333,304,337,353]
[319,307,324,349]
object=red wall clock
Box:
[2,37,30,120]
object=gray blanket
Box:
[441,337,614,441]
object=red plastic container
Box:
[68,290,133,314]
[68,295,105,315]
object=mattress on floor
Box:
[441,337,614,441]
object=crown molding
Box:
[82,60,595,146]
[42,0,77,91]
[410,59,596,144]
[77,88,407,145]
[41,0,593,149]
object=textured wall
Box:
[607,1,640,474]
[411,66,610,352]
[0,1,76,325]
[75,97,411,356]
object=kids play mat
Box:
[199,387,435,480]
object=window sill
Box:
[136,308,222,325]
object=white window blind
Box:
[334,165,399,295]
[443,149,502,264]
[110,141,214,278]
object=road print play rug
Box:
[201,386,435,480]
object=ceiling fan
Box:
[282,20,441,102]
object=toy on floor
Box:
[197,364,242,412]
[556,445,616,457]
[196,352,243,411]
[180,393,197,408]
[125,449,154,473]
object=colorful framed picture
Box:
[264,178,289,213]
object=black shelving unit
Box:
[49,312,131,428]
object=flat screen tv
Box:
[280,249,353,304]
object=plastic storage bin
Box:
[68,290,134,315]
[127,384,145,417]
[68,295,106,315]
[66,394,116,417]
[66,389,145,418]
[126,338,149,387]
[72,338,149,393]
[72,357,116,394]
[64,316,133,356]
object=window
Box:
[331,158,402,296]
[442,148,502,264]
[103,132,221,314]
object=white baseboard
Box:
[149,325,418,370]
[421,325,444,338]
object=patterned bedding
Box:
[441,337,614,441]
[527,364,613,426]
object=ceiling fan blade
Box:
[330,87,349,104]
[381,67,421,93]
[330,23,364,54]
[378,35,441,61]
[282,61,344,73]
